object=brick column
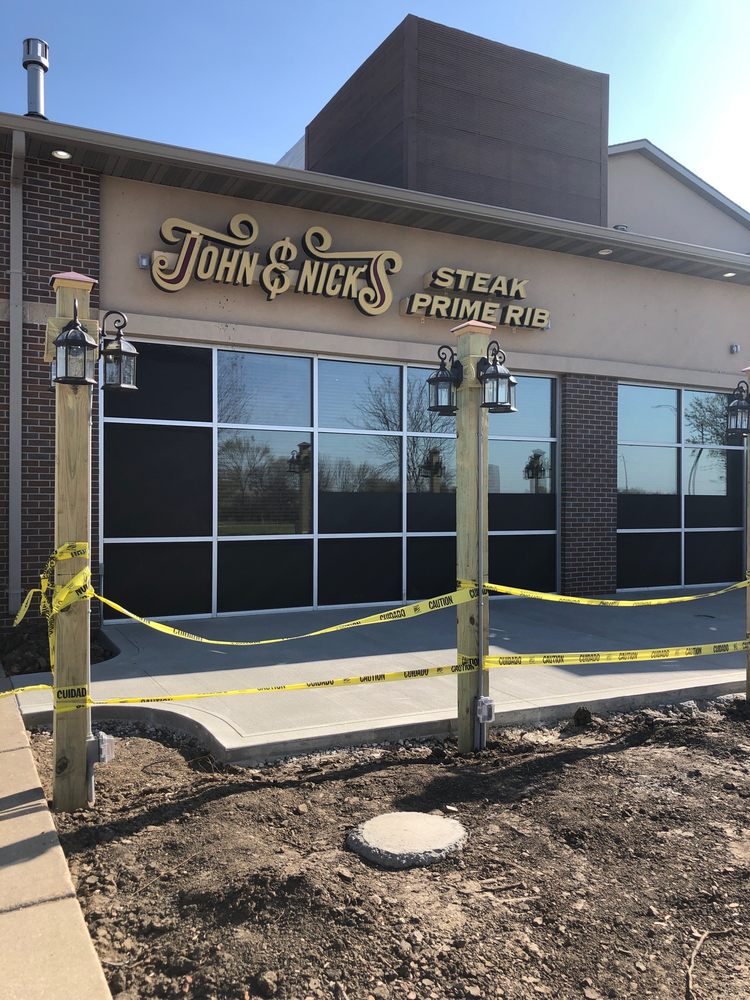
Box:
[0,154,11,628]
[559,374,618,595]
[0,157,101,634]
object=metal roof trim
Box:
[2,112,750,279]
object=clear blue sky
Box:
[3,0,749,209]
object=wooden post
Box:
[453,321,493,754]
[51,272,97,812]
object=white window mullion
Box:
[312,356,319,610]
[212,347,218,616]
[401,365,408,602]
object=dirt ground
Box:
[31,699,750,1000]
[1,620,113,674]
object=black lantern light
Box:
[419,446,444,480]
[101,310,138,390]
[727,380,750,437]
[523,449,550,481]
[427,345,463,415]
[477,340,517,413]
[53,301,137,390]
[288,442,312,474]
[53,299,98,385]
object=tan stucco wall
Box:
[98,176,750,390]
[608,151,750,254]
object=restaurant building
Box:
[2,17,750,627]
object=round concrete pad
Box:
[347,811,467,869]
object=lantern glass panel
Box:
[85,348,97,384]
[104,351,120,386]
[64,343,86,381]
[427,378,438,411]
[727,400,750,436]
[508,377,518,411]
[482,375,499,407]
[437,379,452,410]
[122,353,137,388]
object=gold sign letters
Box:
[150,216,550,329]
[151,215,402,317]
[400,267,550,329]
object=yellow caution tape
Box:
[0,684,54,699]
[89,586,479,648]
[3,638,746,713]
[2,661,478,712]
[54,684,90,707]
[13,541,749,704]
[459,578,750,607]
[15,544,480,665]
[14,542,90,672]
[485,637,750,667]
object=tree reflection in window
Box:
[409,439,456,493]
[684,391,732,496]
[343,367,449,492]
[318,433,401,533]
[684,391,730,446]
[218,429,312,534]
[406,368,457,434]
[319,361,401,431]
[318,435,400,493]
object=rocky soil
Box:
[2,619,114,674]
[31,699,750,1000]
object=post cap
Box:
[451,320,496,336]
[49,271,98,288]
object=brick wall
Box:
[0,154,10,634]
[20,321,56,611]
[0,156,101,634]
[0,152,9,299]
[559,374,618,595]
[0,316,8,629]
[23,158,100,306]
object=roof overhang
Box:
[3,112,750,287]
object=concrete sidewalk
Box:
[12,588,747,761]
[0,681,111,1000]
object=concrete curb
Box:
[0,681,111,1000]
[19,676,745,764]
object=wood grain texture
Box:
[52,277,93,813]
[454,327,491,754]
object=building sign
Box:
[151,214,402,317]
[400,267,550,328]
[150,214,550,328]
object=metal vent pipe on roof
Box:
[22,38,49,119]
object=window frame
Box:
[101,341,559,619]
[617,381,745,590]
